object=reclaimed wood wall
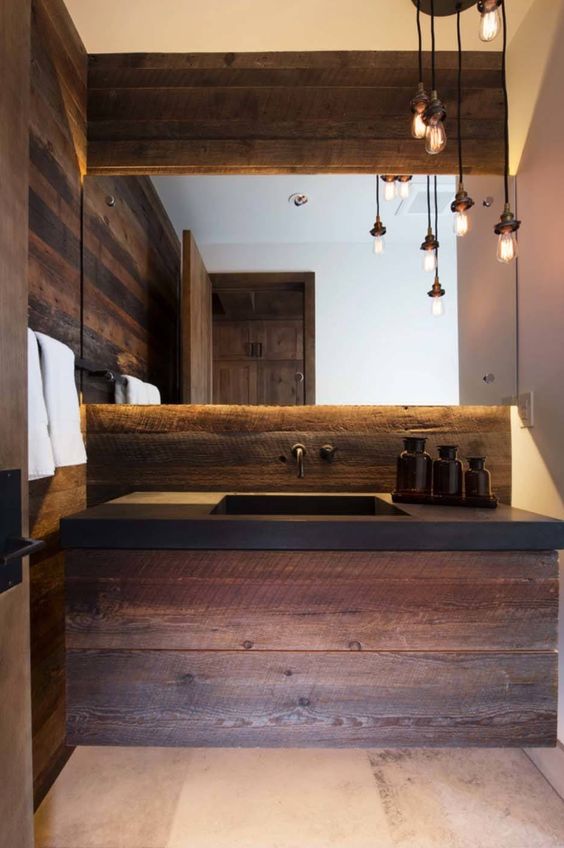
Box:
[85,404,512,506]
[27,0,179,807]
[82,175,180,402]
[65,548,557,747]
[86,51,504,175]
[28,0,86,809]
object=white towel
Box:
[27,329,55,480]
[145,383,161,405]
[34,332,87,468]
[116,376,161,405]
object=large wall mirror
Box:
[82,172,517,407]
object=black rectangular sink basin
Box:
[212,494,407,517]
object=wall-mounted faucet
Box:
[291,444,306,478]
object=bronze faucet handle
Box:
[320,444,338,462]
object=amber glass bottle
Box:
[465,456,492,497]
[433,445,463,497]
[396,437,433,495]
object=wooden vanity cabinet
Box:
[65,547,558,749]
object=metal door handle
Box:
[255,342,263,358]
[1,536,45,566]
[295,372,304,383]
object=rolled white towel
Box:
[145,383,161,405]
[34,332,87,468]
[116,376,161,404]
[27,329,55,480]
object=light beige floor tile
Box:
[166,748,391,848]
[35,747,193,848]
[367,749,564,848]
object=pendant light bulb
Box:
[420,229,439,273]
[397,176,412,200]
[412,111,427,140]
[423,250,437,273]
[478,0,502,42]
[381,176,397,202]
[428,275,446,317]
[494,203,520,263]
[425,121,447,155]
[410,82,430,139]
[370,213,386,257]
[497,230,518,263]
[451,184,474,238]
[453,211,469,237]
[431,295,445,317]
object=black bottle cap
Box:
[467,456,486,470]
[437,445,459,460]
[403,437,427,452]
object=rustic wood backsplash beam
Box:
[87,51,504,175]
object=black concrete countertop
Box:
[60,491,564,551]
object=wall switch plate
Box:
[518,391,534,428]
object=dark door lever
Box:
[1,536,46,566]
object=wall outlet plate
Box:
[518,391,534,428]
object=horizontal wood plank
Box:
[87,138,503,176]
[66,649,557,748]
[65,549,558,652]
[86,50,504,175]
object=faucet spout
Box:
[291,443,306,479]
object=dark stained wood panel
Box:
[0,0,33,842]
[86,51,505,175]
[82,175,180,402]
[84,405,511,506]
[66,549,558,652]
[66,648,557,748]
[27,0,88,811]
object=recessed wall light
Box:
[288,193,309,207]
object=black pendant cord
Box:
[434,175,439,272]
[416,0,423,80]
[456,7,463,184]
[376,174,381,217]
[500,0,510,205]
[79,181,85,396]
[426,175,432,231]
[430,0,436,90]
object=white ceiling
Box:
[152,174,457,246]
[66,0,535,54]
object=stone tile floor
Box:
[35,747,564,848]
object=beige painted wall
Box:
[66,0,534,54]
[508,0,564,752]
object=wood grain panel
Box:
[181,231,212,403]
[82,175,180,402]
[0,0,33,842]
[66,549,558,652]
[66,649,557,748]
[86,51,504,175]
[84,405,511,505]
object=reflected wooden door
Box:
[181,231,213,403]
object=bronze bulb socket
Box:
[396,175,413,185]
[370,215,387,238]
[420,228,439,252]
[424,91,447,126]
[410,82,430,115]
[477,0,502,12]
[494,202,521,235]
[450,184,475,214]
[428,276,445,299]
